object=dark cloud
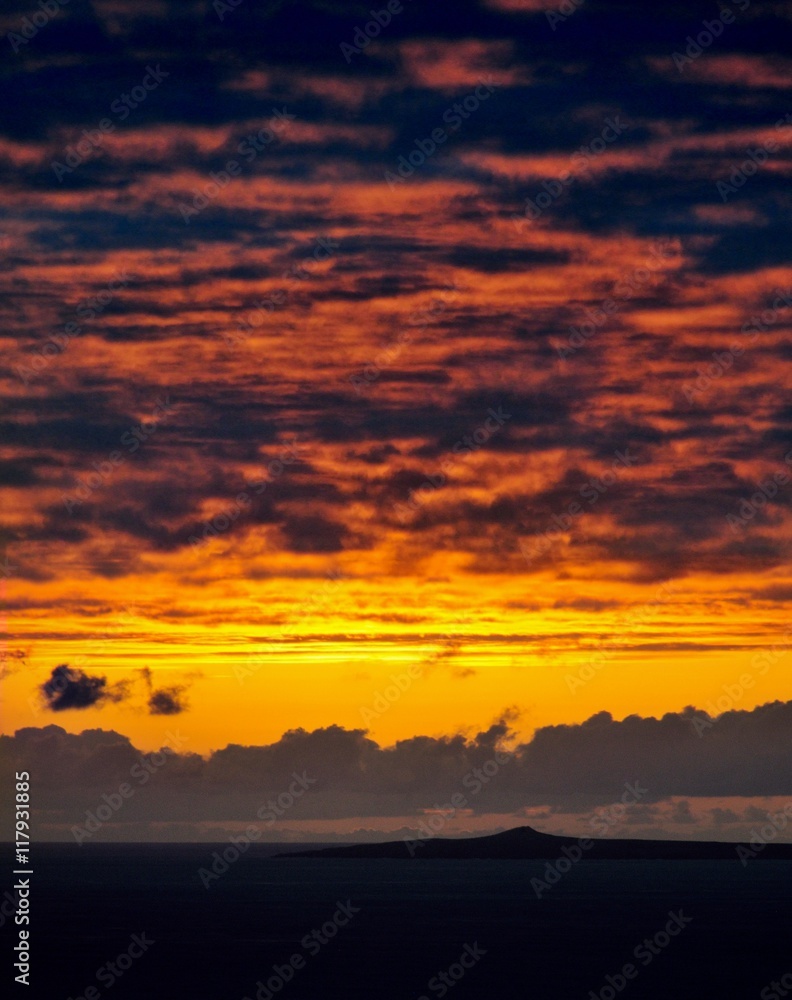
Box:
[139,666,195,715]
[0,646,29,678]
[278,513,349,553]
[3,0,792,721]
[40,664,127,711]
[4,700,792,839]
[38,663,196,714]
[147,687,189,715]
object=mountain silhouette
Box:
[281,824,792,861]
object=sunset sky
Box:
[2,0,792,841]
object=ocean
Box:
[26,843,790,998]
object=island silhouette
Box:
[281,824,792,861]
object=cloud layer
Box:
[2,0,792,750]
[3,701,791,841]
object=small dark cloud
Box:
[40,664,127,711]
[148,687,189,715]
[139,665,195,714]
[0,647,29,677]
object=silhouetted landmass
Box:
[281,825,792,860]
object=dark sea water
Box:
[26,844,790,999]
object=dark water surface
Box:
[25,844,790,999]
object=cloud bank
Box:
[3,700,791,841]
